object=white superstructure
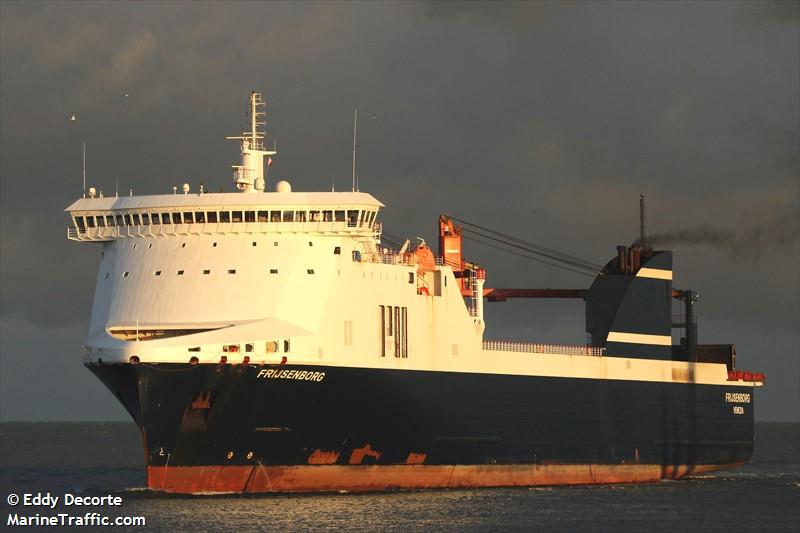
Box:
[65,92,749,389]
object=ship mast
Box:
[227,92,276,193]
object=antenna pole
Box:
[352,109,358,192]
[82,142,86,198]
[639,193,647,245]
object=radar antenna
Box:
[227,92,276,193]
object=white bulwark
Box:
[65,93,753,389]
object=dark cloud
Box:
[0,1,797,421]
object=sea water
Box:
[1,422,797,532]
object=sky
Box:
[1,1,798,422]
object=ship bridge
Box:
[65,191,384,241]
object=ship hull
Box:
[88,362,754,493]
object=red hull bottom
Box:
[146,463,743,494]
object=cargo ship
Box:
[66,92,764,493]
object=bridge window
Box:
[347,210,358,226]
[220,211,230,223]
[183,212,194,223]
[96,216,105,228]
[335,210,345,222]
[133,213,141,225]
[207,211,218,223]
[124,214,132,225]
[195,211,205,223]
[86,217,96,228]
[232,211,242,223]
[106,215,115,226]
[245,211,255,223]
[270,210,281,222]
[75,216,85,230]
[141,213,150,225]
[323,210,333,222]
[258,210,268,222]
[149,213,159,225]
[309,210,320,221]
[171,212,182,224]
[161,213,170,224]
[282,210,294,222]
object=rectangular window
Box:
[171,212,182,224]
[402,307,408,358]
[270,211,281,222]
[86,216,96,228]
[177,270,184,275]
[394,306,401,357]
[96,216,106,227]
[228,269,236,274]
[125,214,134,225]
[154,270,162,276]
[309,210,320,221]
[105,215,115,226]
[203,269,211,275]
[284,340,290,353]
[344,321,353,346]
[220,211,230,223]
[295,211,307,222]
[141,213,150,225]
[150,213,160,225]
[245,211,255,223]
[183,212,194,223]
[408,272,414,284]
[379,305,385,357]
[75,216,85,230]
[334,246,341,255]
[161,213,170,224]
[257,210,268,222]
[323,210,333,222]
[387,306,393,336]
[269,269,278,274]
[307,269,315,274]
[207,211,218,223]
[335,210,345,222]
[231,211,243,223]
[245,343,254,352]
[132,213,141,225]
[266,341,278,353]
[282,210,294,222]
[195,211,205,223]
[347,210,358,227]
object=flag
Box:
[268,157,273,167]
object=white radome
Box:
[276,180,292,193]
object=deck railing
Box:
[483,340,604,357]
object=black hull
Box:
[88,362,754,492]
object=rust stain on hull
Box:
[348,444,381,465]
[307,450,340,465]
[405,453,427,465]
[147,462,744,494]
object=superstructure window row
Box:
[72,209,378,230]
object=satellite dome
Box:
[276,180,292,193]
[182,183,190,194]
[88,187,97,198]
[254,177,265,191]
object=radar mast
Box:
[227,92,276,192]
